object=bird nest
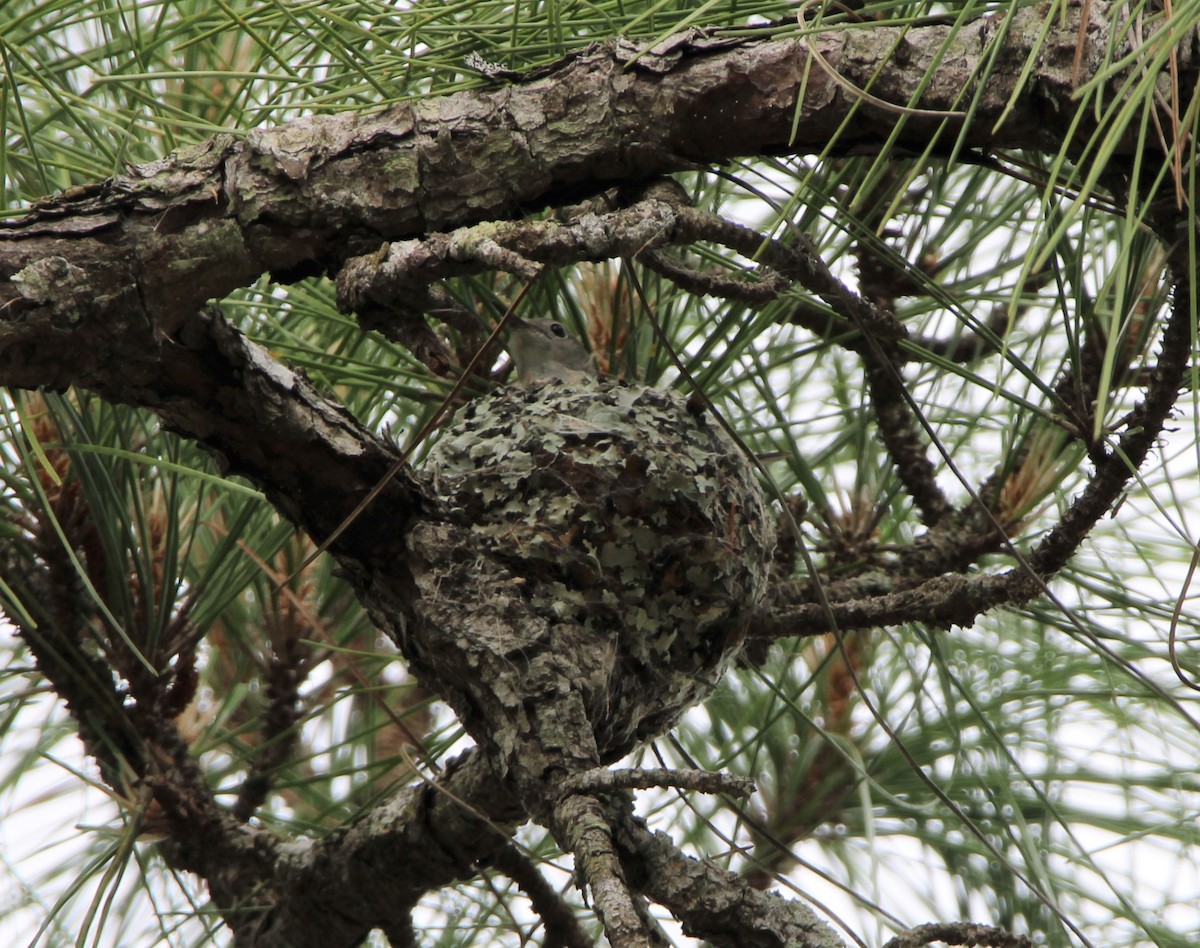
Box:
[424,379,775,756]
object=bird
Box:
[504,316,598,384]
[411,318,775,762]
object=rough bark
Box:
[2,2,1189,392]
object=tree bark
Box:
[2,2,1187,393]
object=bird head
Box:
[505,317,598,384]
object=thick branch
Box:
[134,307,423,553]
[619,814,844,948]
[2,2,1189,390]
[245,749,524,947]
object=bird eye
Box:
[549,322,567,338]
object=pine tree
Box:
[2,2,1198,945]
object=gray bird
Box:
[505,317,598,384]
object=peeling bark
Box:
[2,2,1190,391]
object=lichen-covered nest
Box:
[424,379,775,756]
